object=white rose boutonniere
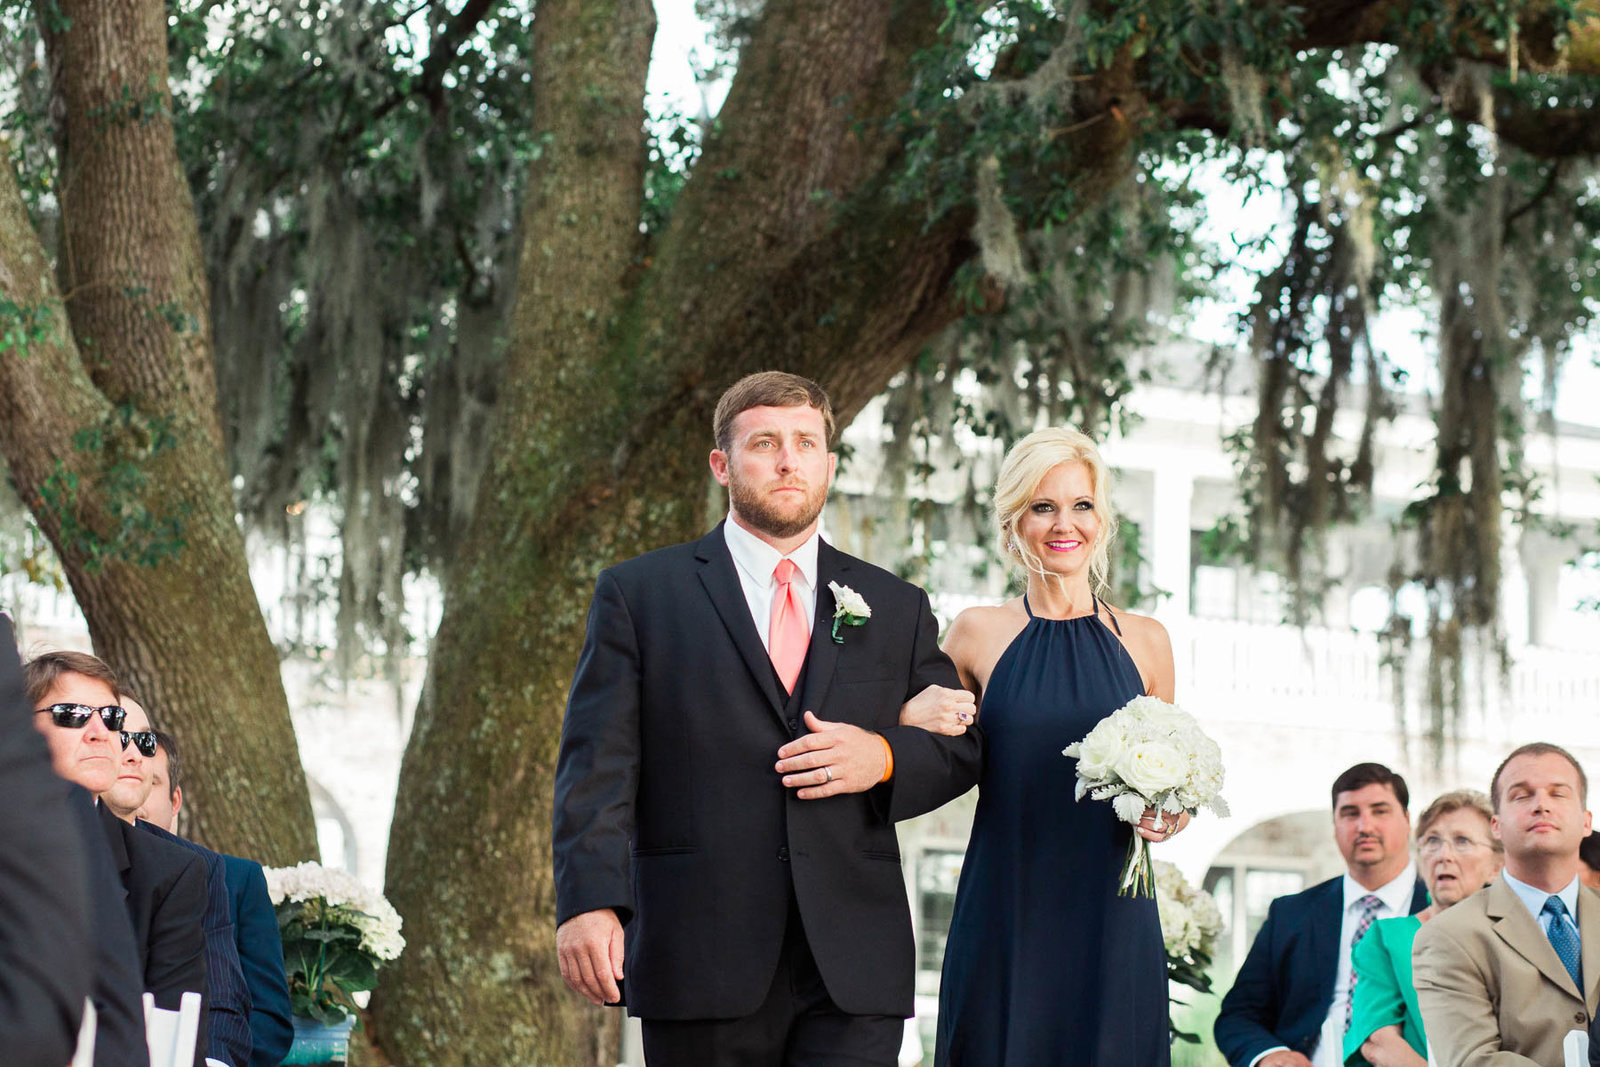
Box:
[827,581,871,643]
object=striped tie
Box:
[1344,894,1384,1034]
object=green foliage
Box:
[35,403,187,572]
[0,298,55,356]
[86,77,169,128]
[277,898,381,1024]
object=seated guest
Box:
[1578,831,1600,891]
[0,614,94,1067]
[141,729,295,1067]
[1344,790,1503,1066]
[1414,742,1599,1067]
[105,696,251,1067]
[25,650,210,1057]
[1216,762,1427,1067]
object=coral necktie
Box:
[769,559,809,694]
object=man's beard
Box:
[728,476,826,539]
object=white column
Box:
[1149,463,1194,621]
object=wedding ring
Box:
[823,765,834,783]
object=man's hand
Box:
[1257,1052,1313,1067]
[556,908,624,1006]
[776,711,888,798]
[898,684,976,736]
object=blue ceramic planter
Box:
[282,1014,357,1065]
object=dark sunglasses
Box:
[121,730,157,758]
[35,703,126,732]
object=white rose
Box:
[1118,740,1187,796]
[828,582,871,618]
[1072,724,1129,782]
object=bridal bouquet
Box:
[1155,860,1224,1043]
[1062,695,1228,897]
[265,861,407,1024]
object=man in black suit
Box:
[104,697,251,1067]
[1215,762,1428,1067]
[27,649,210,1065]
[553,371,983,1066]
[0,614,95,1066]
[141,729,295,1067]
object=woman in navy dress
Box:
[901,427,1191,1066]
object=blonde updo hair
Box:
[993,427,1119,593]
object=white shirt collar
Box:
[1343,861,1419,915]
[723,516,820,591]
[1503,868,1582,921]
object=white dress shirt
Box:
[1312,863,1420,1067]
[722,517,820,652]
[1247,862,1420,1067]
[1502,869,1582,938]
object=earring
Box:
[1006,539,1016,553]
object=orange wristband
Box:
[877,734,894,783]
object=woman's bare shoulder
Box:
[1103,605,1170,644]
[949,600,1028,641]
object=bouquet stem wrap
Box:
[1121,835,1156,898]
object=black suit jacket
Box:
[139,821,252,1067]
[99,799,210,1056]
[220,854,294,1067]
[0,615,95,1066]
[1214,873,1429,1065]
[553,527,982,1020]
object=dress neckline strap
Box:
[1022,593,1110,626]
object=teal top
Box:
[1343,914,1427,1066]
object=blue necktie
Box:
[1543,895,1583,990]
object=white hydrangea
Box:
[264,860,407,961]
[1154,860,1224,961]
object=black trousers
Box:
[639,906,904,1067]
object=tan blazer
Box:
[1413,875,1600,1066]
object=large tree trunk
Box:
[375,0,1600,1061]
[0,0,315,861]
[373,0,1008,1061]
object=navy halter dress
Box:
[934,597,1170,1066]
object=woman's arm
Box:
[1358,1025,1427,1067]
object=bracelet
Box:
[877,734,894,783]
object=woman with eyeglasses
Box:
[1344,789,1504,1067]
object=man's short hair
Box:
[712,371,835,453]
[22,649,120,708]
[1332,762,1410,811]
[1415,789,1501,852]
[1490,742,1588,811]
[152,730,181,798]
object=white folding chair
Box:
[142,990,201,1067]
[70,996,96,1067]
[1566,1028,1591,1067]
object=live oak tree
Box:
[0,0,315,861]
[2,0,1599,1064]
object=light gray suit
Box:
[1413,875,1600,1066]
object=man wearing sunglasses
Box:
[104,696,252,1067]
[26,649,211,1067]
[140,730,296,1067]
